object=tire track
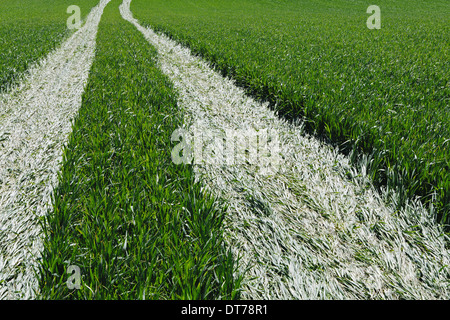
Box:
[0,0,110,299]
[121,0,450,299]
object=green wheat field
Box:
[0,0,448,300]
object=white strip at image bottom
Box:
[121,0,450,299]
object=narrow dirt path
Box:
[0,0,110,299]
[121,0,449,299]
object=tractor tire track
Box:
[0,0,110,299]
[121,0,450,299]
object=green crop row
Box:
[0,0,98,93]
[130,0,450,226]
[38,0,242,299]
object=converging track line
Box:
[121,0,450,299]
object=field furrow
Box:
[122,0,450,299]
[0,0,110,299]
